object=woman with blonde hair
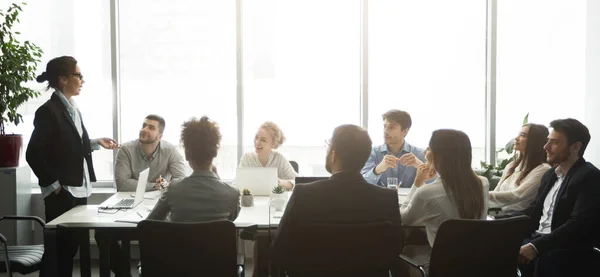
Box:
[239,121,298,190]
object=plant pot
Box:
[0,134,23,167]
[270,193,287,211]
[241,194,254,207]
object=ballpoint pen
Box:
[137,212,143,218]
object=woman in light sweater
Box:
[490,123,550,214]
[239,121,298,190]
[400,129,488,275]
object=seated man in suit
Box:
[272,124,402,274]
[96,114,187,277]
[518,118,600,277]
[147,116,240,222]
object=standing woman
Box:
[26,56,118,277]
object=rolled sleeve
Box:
[361,148,382,185]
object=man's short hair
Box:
[549,118,591,157]
[145,114,166,134]
[330,125,372,172]
[180,116,221,168]
[382,109,412,130]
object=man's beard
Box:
[547,148,571,166]
[139,132,158,144]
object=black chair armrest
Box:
[0,232,7,245]
[398,254,427,269]
[1,233,10,275]
[0,216,46,228]
[398,254,428,277]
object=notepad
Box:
[130,190,162,200]
[115,210,150,223]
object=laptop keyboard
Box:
[112,198,134,208]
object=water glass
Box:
[387,177,399,190]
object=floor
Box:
[2,259,254,277]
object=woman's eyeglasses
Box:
[71,73,84,80]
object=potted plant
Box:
[270,185,286,211]
[241,188,254,207]
[0,2,43,167]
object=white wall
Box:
[585,0,600,165]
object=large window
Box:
[118,0,238,179]
[242,0,361,176]
[368,0,487,167]
[2,0,113,181]
[496,0,587,158]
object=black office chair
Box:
[289,160,299,174]
[137,220,242,277]
[273,221,402,277]
[398,215,530,277]
[0,216,46,277]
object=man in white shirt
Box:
[517,118,600,277]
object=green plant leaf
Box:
[523,113,529,125]
[0,2,43,134]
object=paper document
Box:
[130,190,162,200]
[397,187,410,196]
[115,210,150,223]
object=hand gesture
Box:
[154,176,167,190]
[398,153,424,167]
[375,155,399,175]
[98,138,119,150]
[414,164,436,187]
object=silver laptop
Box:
[103,168,149,209]
[235,167,278,196]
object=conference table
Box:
[44,188,410,277]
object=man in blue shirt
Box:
[361,109,426,188]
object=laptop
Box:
[102,168,149,209]
[235,167,278,196]
[295,176,329,185]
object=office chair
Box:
[137,220,242,277]
[272,221,402,277]
[289,160,299,174]
[0,216,45,277]
[398,215,530,277]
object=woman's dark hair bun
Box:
[36,72,48,83]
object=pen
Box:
[137,212,143,218]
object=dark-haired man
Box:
[362,109,426,188]
[114,114,186,191]
[517,118,600,277]
[273,124,402,275]
[97,114,186,277]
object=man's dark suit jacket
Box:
[522,157,600,254]
[26,93,96,188]
[272,171,402,257]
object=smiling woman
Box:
[239,121,299,190]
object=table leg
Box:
[79,230,91,277]
[97,231,111,277]
[121,239,132,277]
